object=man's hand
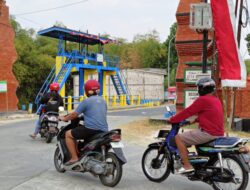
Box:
[59,116,67,122]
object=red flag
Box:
[210,0,246,87]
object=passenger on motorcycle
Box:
[30,82,64,139]
[167,77,224,174]
[59,79,108,165]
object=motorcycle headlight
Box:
[48,122,58,127]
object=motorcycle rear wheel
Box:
[142,146,170,182]
[46,133,53,143]
[54,147,66,173]
[99,152,123,187]
[212,155,249,190]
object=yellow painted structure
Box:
[137,95,141,105]
[56,56,66,97]
[67,96,72,112]
[130,95,134,105]
[112,95,117,107]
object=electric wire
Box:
[14,0,89,16]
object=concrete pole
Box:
[167,36,175,88]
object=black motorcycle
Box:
[54,117,127,187]
[141,107,250,190]
[39,111,59,143]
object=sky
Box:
[7,0,179,43]
[5,0,250,59]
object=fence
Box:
[63,95,161,112]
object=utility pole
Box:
[167,36,175,88]
[202,0,208,74]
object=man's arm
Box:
[59,111,78,122]
[170,98,203,123]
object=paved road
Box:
[108,106,167,117]
[0,108,248,190]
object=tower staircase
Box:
[111,71,131,105]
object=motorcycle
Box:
[39,112,59,143]
[36,105,62,143]
[141,106,250,190]
[54,116,127,187]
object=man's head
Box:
[84,80,100,97]
[196,77,215,96]
[49,82,60,92]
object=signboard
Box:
[0,81,7,92]
[185,69,211,84]
[97,53,104,62]
[185,90,199,108]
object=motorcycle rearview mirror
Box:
[166,106,171,112]
[58,106,65,113]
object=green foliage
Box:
[164,23,178,88]
[245,59,250,76]
[11,18,56,107]
[245,34,250,56]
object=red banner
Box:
[210,0,246,87]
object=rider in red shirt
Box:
[169,77,224,174]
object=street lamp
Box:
[167,35,175,88]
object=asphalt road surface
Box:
[0,108,248,190]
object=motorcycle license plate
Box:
[110,142,124,148]
[49,126,56,132]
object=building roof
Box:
[38,26,115,45]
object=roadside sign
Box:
[185,90,199,108]
[0,81,7,92]
[185,69,211,84]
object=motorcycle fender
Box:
[148,142,162,149]
[113,148,127,164]
[239,154,250,173]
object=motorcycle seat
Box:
[200,137,242,148]
[87,129,120,142]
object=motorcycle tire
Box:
[211,155,249,190]
[54,147,66,173]
[46,133,53,143]
[99,152,123,187]
[142,146,170,182]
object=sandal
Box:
[177,167,194,174]
[65,160,78,166]
[29,134,37,139]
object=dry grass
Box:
[120,119,250,147]
[120,119,169,146]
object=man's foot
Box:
[29,134,37,139]
[177,166,194,174]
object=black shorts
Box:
[71,126,103,141]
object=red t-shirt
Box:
[170,95,224,136]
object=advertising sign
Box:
[0,81,7,92]
[185,90,199,108]
[97,53,104,62]
[185,69,211,84]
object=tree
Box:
[163,22,178,87]
[11,18,57,107]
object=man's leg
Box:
[175,135,193,170]
[30,118,42,139]
[65,130,78,162]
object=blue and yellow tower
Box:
[35,26,130,107]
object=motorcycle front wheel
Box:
[141,146,170,182]
[212,155,249,190]
[54,147,66,173]
[99,152,123,187]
